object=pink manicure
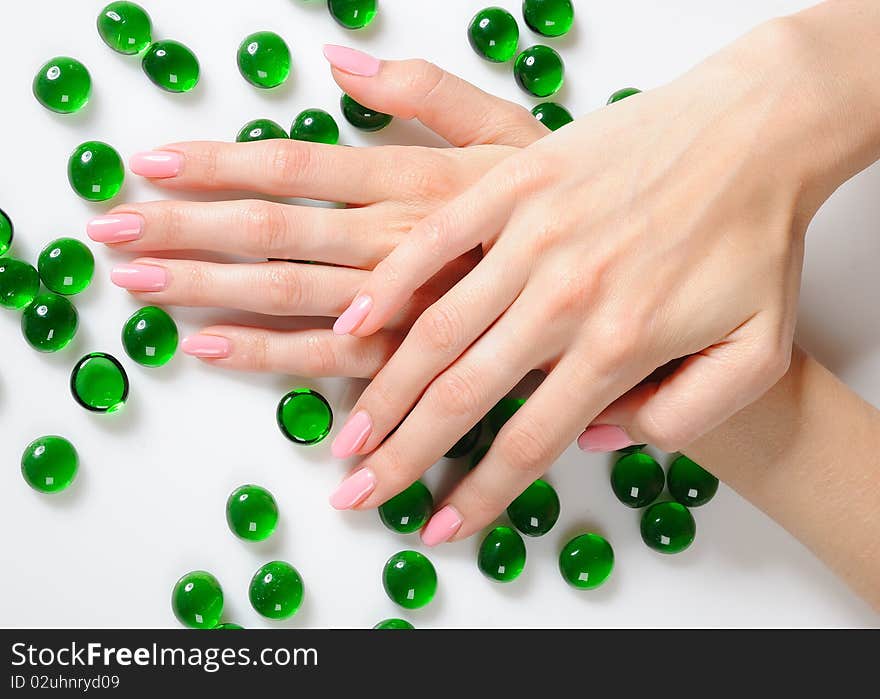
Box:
[322,44,381,77]
[333,295,373,335]
[181,335,231,359]
[329,468,377,510]
[331,410,372,458]
[87,213,144,243]
[129,151,183,178]
[421,506,462,547]
[110,263,167,291]
[577,425,635,452]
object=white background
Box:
[1,0,878,628]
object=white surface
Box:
[1,0,878,628]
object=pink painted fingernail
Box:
[577,425,635,452]
[322,44,381,77]
[333,295,373,335]
[86,213,144,243]
[329,468,377,510]
[331,410,372,458]
[129,151,183,178]
[181,335,231,359]
[110,263,167,291]
[421,505,462,547]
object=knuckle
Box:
[459,477,504,520]
[243,201,289,255]
[264,265,303,312]
[639,412,689,454]
[412,60,446,103]
[266,141,310,189]
[416,302,466,355]
[429,367,484,417]
[195,143,221,186]
[506,151,553,192]
[755,335,792,385]
[182,263,210,303]
[497,417,550,474]
[302,334,338,376]
[246,332,272,371]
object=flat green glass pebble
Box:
[68,141,124,202]
[213,623,244,630]
[478,526,526,582]
[373,618,414,630]
[532,101,572,131]
[97,2,152,54]
[236,118,288,143]
[172,571,223,629]
[0,208,12,256]
[276,388,333,444]
[33,57,91,114]
[237,31,291,89]
[21,436,78,494]
[379,481,433,534]
[507,478,560,536]
[488,397,525,435]
[468,7,519,63]
[640,501,696,554]
[617,443,647,454]
[142,40,200,93]
[445,421,482,459]
[668,455,719,507]
[37,238,94,296]
[226,484,279,541]
[70,352,129,413]
[523,0,574,37]
[341,93,392,132]
[514,45,564,97]
[559,533,614,590]
[21,294,78,352]
[0,259,39,310]
[328,0,377,30]
[383,550,437,609]
[291,109,339,145]
[249,561,304,619]
[608,87,641,104]
[470,444,490,471]
[121,305,178,367]
[611,452,665,508]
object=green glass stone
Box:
[667,455,719,507]
[68,141,124,202]
[276,388,333,444]
[32,57,91,114]
[37,238,94,296]
[172,571,224,629]
[213,623,244,630]
[445,421,482,459]
[378,481,433,534]
[507,478,560,536]
[291,109,340,145]
[611,452,665,508]
[488,397,525,435]
[531,101,572,131]
[341,93,392,132]
[21,436,79,494]
[122,305,178,367]
[226,484,279,542]
[514,45,564,97]
[617,443,647,454]
[0,208,12,256]
[249,561,304,620]
[237,31,291,89]
[522,0,574,37]
[373,618,414,630]
[468,7,519,63]
[21,294,78,352]
[640,501,696,554]
[142,40,200,93]
[559,533,614,590]
[236,118,288,143]
[328,0,377,30]
[470,444,490,471]
[478,526,526,583]
[97,2,152,54]
[608,87,641,104]
[70,352,129,413]
[0,259,39,310]
[383,550,437,609]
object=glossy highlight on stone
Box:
[611,452,665,508]
[0,208,13,256]
[68,141,124,202]
[172,570,224,629]
[667,454,719,507]
[37,238,94,296]
[328,0,377,30]
[445,421,482,459]
[488,397,525,435]
[373,618,414,630]
[21,436,79,494]
[291,109,340,145]
[249,561,304,620]
[514,45,564,97]
[478,526,526,582]
[70,352,129,413]
[640,501,696,554]
[383,550,437,609]
[236,118,288,143]
[559,533,614,590]
[507,478,560,536]
[532,101,572,130]
[33,57,91,114]
[0,259,39,310]
[122,305,178,367]
[226,484,279,542]
[608,87,641,104]
[522,0,574,37]
[341,93,392,132]
[21,294,78,352]
[378,481,433,534]
[97,2,152,54]
[213,623,244,630]
[237,31,291,89]
[142,40,200,93]
[276,388,333,444]
[468,7,519,63]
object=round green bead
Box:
[468,7,519,63]
[522,0,574,37]
[237,31,291,89]
[21,436,79,494]
[531,101,572,131]
[68,141,124,202]
[328,0,377,30]
[97,1,152,54]
[142,40,200,93]
[341,93,392,132]
[378,481,433,534]
[291,109,339,145]
[21,294,78,352]
[213,623,244,630]
[32,57,91,114]
[640,501,696,554]
[226,484,279,542]
[37,238,94,296]
[383,550,437,609]
[559,533,614,590]
[0,208,13,256]
[478,526,526,583]
[373,618,414,630]
[236,118,288,143]
[608,87,641,104]
[172,571,224,629]
[121,305,178,367]
[611,452,665,508]
[276,388,333,444]
[470,444,490,471]
[514,45,564,97]
[0,259,39,310]
[668,455,719,507]
[249,561,304,620]
[617,443,647,454]
[488,397,525,435]
[445,421,482,459]
[507,478,560,536]
[70,352,129,413]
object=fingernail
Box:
[421,506,462,547]
[322,44,381,77]
[329,468,377,510]
[86,213,144,243]
[331,410,372,458]
[333,295,373,335]
[110,263,167,291]
[577,425,635,452]
[129,151,183,178]
[181,334,231,359]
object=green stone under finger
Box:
[445,421,483,459]
[21,436,79,494]
[291,109,339,145]
[373,618,414,630]
[608,87,641,104]
[559,533,614,590]
[172,570,224,629]
[640,501,696,554]
[328,0,377,30]
[97,1,152,54]
[341,93,392,132]
[470,444,490,471]
[226,484,279,542]
[33,57,91,114]
[236,118,288,142]
[478,526,526,582]
[70,352,129,413]
[522,0,574,37]
[488,397,525,435]
[0,259,39,310]
[249,561,304,620]
[237,31,291,89]
[514,45,564,97]
[507,478,560,536]
[142,40,200,93]
[0,208,13,256]
[667,454,719,507]
[531,101,572,131]
[37,238,95,296]
[468,7,519,63]
[610,452,665,508]
[122,305,178,367]
[378,481,433,534]
[68,141,124,202]
[21,294,78,352]
[383,550,437,609]
[276,388,333,444]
